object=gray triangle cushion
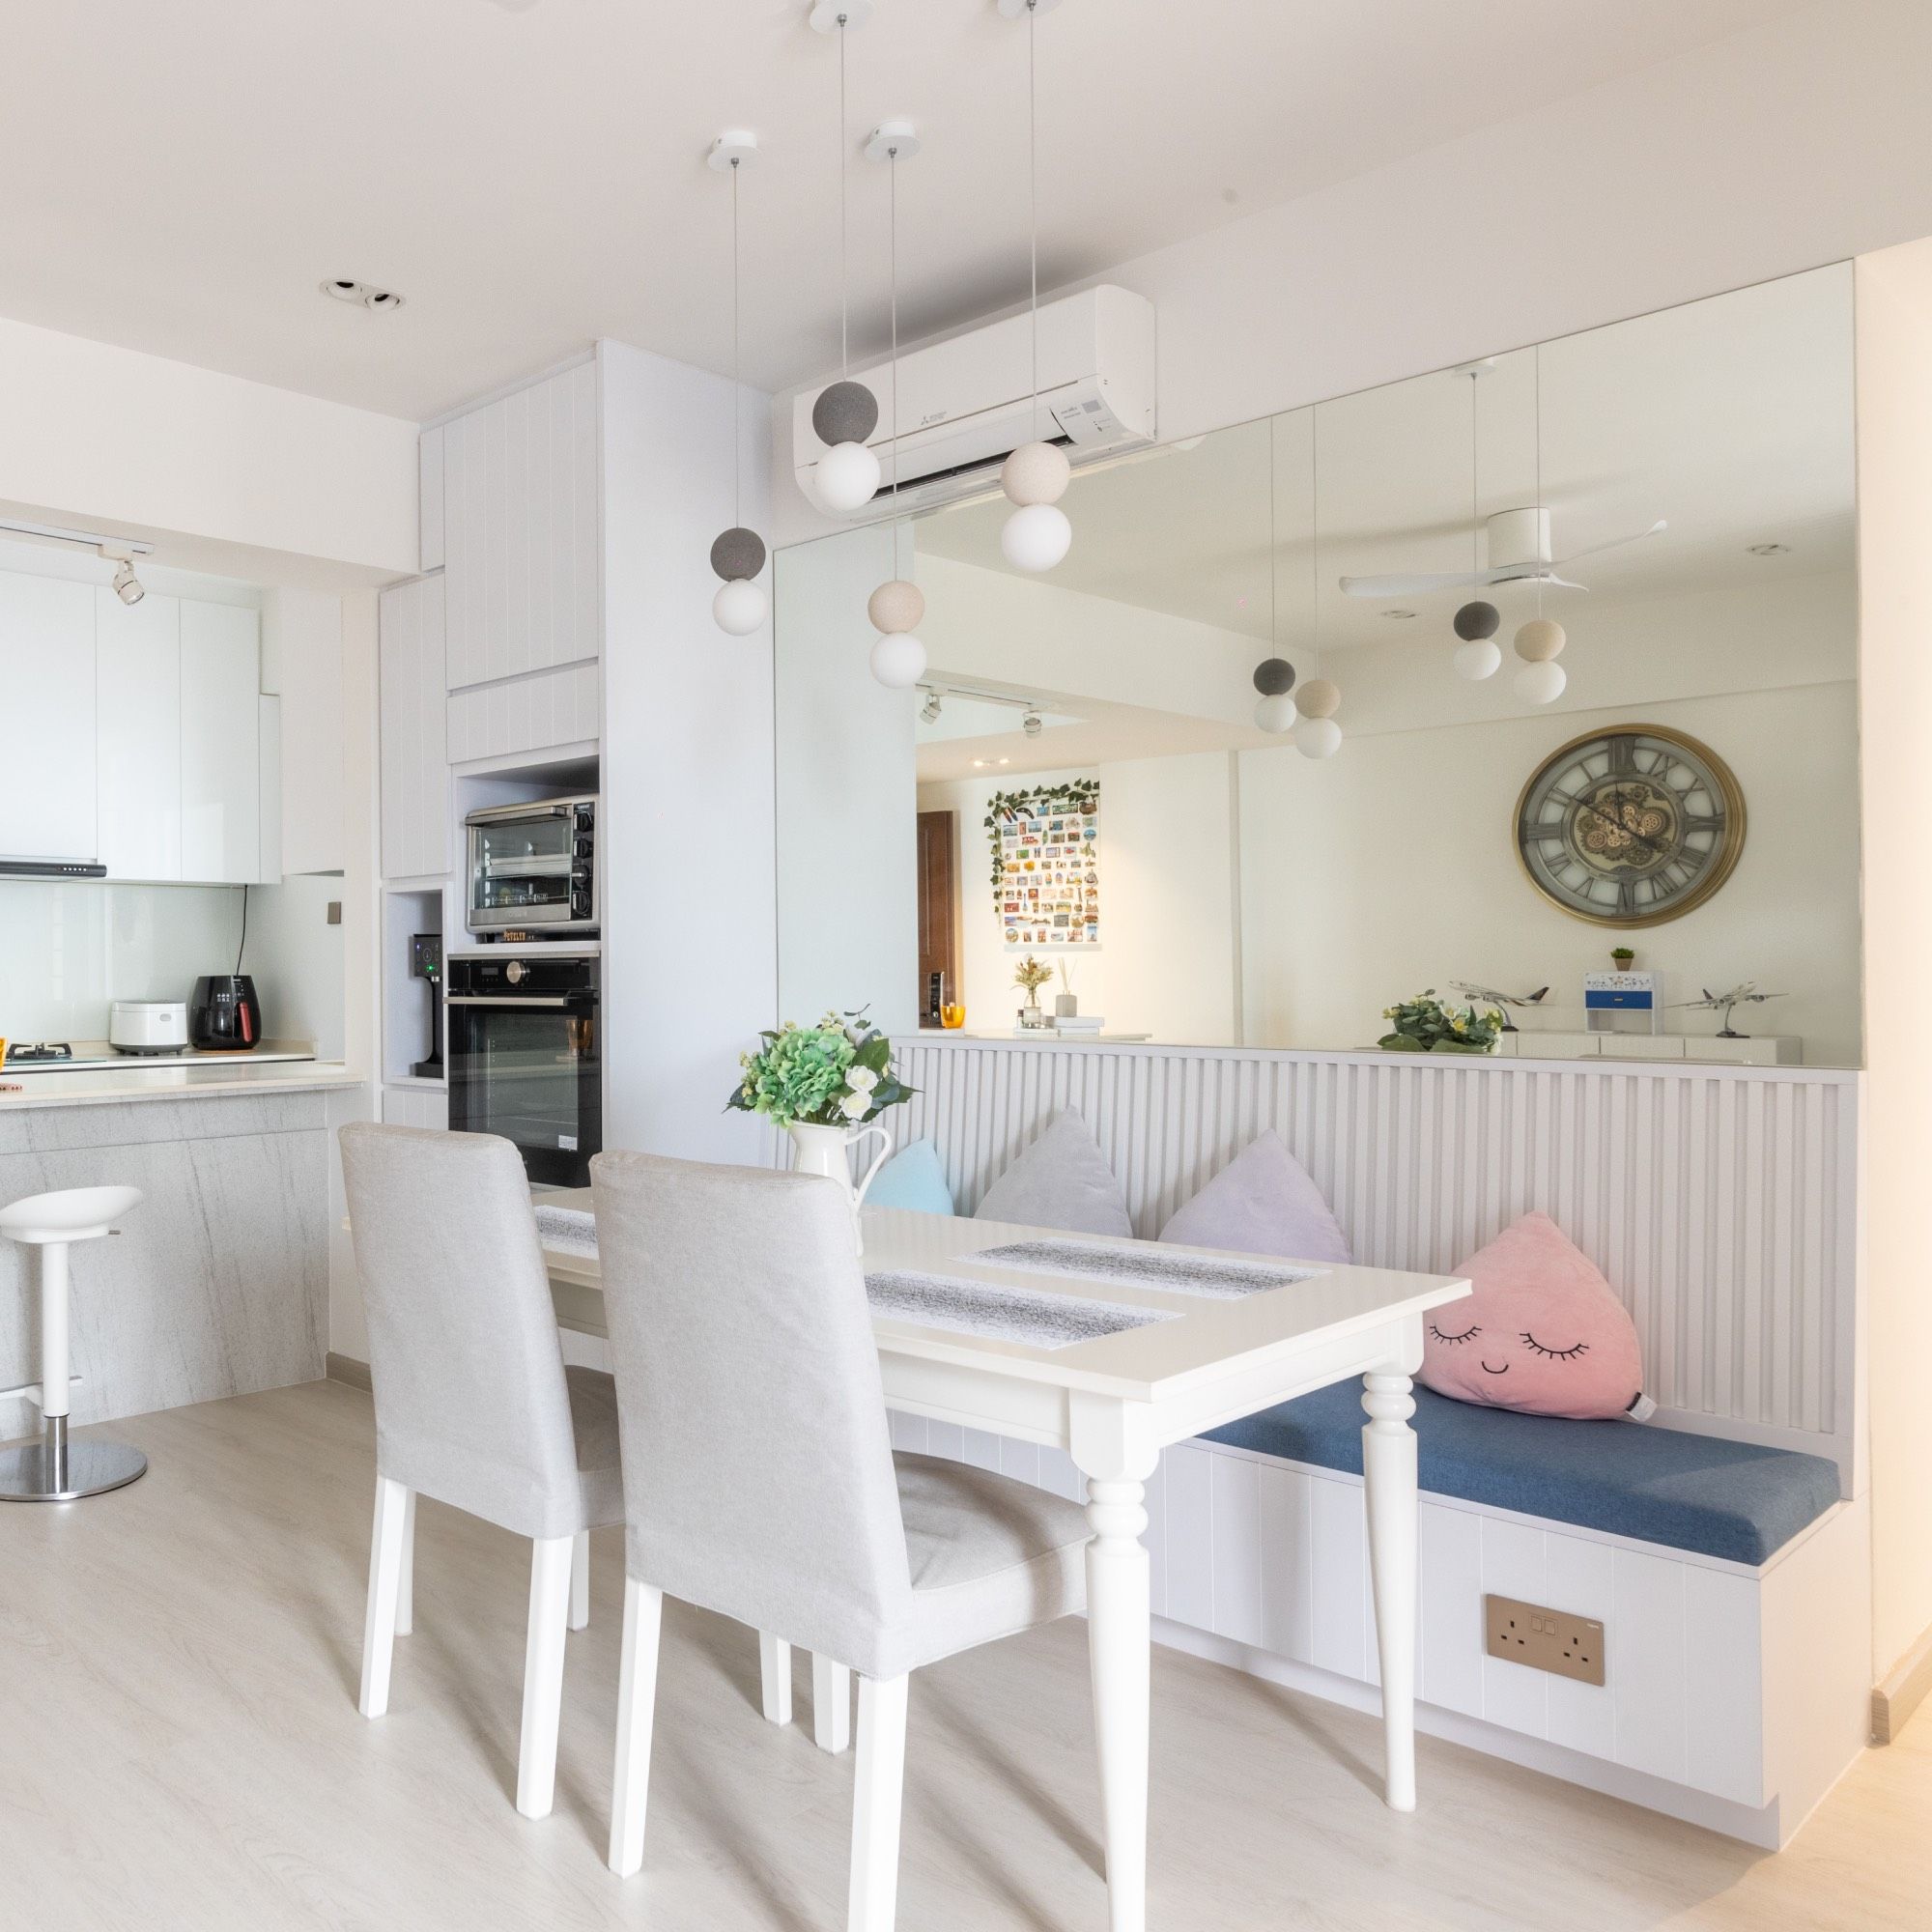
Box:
[1158,1129,1351,1264]
[973,1109,1132,1237]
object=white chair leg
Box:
[516,1534,576,1820]
[847,1673,909,1932]
[358,1475,410,1719]
[608,1576,665,1877]
[813,1652,853,1753]
[395,1490,418,1636]
[760,1631,793,1725]
[570,1528,590,1633]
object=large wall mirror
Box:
[775,264,1859,1067]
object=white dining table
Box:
[531,1190,1470,1932]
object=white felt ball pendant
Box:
[712,578,767,637]
[869,631,927,689]
[1001,501,1073,572]
[813,440,882,515]
[1295,716,1343,759]
[1001,440,1071,508]
[1516,659,1568,705]
[1295,677,1341,720]
[1254,692,1296,734]
[1515,617,1567,663]
[867,579,925,635]
[1453,639,1502,681]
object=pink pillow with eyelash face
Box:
[1419,1211,1645,1420]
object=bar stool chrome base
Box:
[0,1416,147,1501]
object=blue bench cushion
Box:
[1205,1382,1841,1567]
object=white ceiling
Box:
[915,263,1856,648]
[0,0,1795,422]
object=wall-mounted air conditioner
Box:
[793,284,1156,516]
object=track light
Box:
[920,691,942,724]
[1022,711,1043,738]
[104,553,145,606]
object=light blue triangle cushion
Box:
[867,1138,955,1215]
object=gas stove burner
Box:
[4,1041,74,1064]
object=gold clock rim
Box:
[1513,722,1747,930]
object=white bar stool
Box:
[0,1185,148,1501]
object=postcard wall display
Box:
[984,779,1100,951]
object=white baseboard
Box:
[1151,1617,1784,1849]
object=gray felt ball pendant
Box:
[1453,599,1501,641]
[811,379,879,449]
[709,526,767,584]
[1252,657,1296,697]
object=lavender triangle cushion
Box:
[1157,1130,1351,1264]
[1419,1211,1645,1420]
[974,1109,1132,1237]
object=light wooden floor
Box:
[1,1380,1923,1932]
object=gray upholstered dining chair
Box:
[590,1150,1094,1926]
[340,1122,624,1821]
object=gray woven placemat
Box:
[973,1237,1317,1298]
[865,1269,1178,1350]
[534,1204,599,1258]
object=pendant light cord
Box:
[1469,370,1480,589]
[1310,406,1321,679]
[1534,345,1544,620]
[1267,416,1278,659]
[731,156,742,527]
[890,143,901,577]
[838,14,849,378]
[1027,0,1039,440]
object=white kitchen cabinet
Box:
[95,589,183,881]
[0,573,97,864]
[180,602,262,884]
[419,424,445,573]
[441,358,600,696]
[257,694,282,883]
[379,575,448,880]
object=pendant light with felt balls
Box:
[707,131,769,636]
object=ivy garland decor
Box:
[982,780,1100,889]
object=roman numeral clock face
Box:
[1515,725,1746,927]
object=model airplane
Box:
[1670,982,1785,1038]
[1450,983,1550,1033]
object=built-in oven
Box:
[465,795,598,937]
[446,951,601,1187]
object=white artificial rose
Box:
[846,1065,878,1094]
[840,1090,870,1121]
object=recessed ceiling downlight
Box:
[322,279,404,312]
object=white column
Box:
[1362,1366,1420,1813]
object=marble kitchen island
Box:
[0,1061,362,1434]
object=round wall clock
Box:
[1514,724,1746,927]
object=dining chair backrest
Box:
[590,1150,914,1675]
[340,1122,588,1541]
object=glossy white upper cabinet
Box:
[0,574,97,864]
[440,359,600,692]
[181,602,262,885]
[379,575,448,880]
[96,589,184,881]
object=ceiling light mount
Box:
[865,120,921,164]
[996,0,1063,15]
[706,131,760,172]
[322,279,403,311]
[808,1,873,32]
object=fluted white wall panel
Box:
[892,1039,1859,1479]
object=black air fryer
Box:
[189,975,262,1051]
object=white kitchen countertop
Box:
[0,1057,363,1109]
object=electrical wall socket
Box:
[1484,1593,1605,1686]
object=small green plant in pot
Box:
[1611,947,1636,971]
[1378,990,1505,1055]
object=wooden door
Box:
[916,810,958,1026]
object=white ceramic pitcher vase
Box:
[787,1121,892,1255]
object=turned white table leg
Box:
[1362,1369,1419,1813]
[1086,1472,1152,1932]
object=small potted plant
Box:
[727,1009,914,1251]
[1611,946,1636,972]
[1013,954,1054,1027]
[1378,990,1505,1055]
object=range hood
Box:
[0,857,107,879]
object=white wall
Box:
[920,753,1238,1044]
[599,340,778,1161]
[771,0,1932,551]
[1856,238,1932,1682]
[0,314,417,582]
